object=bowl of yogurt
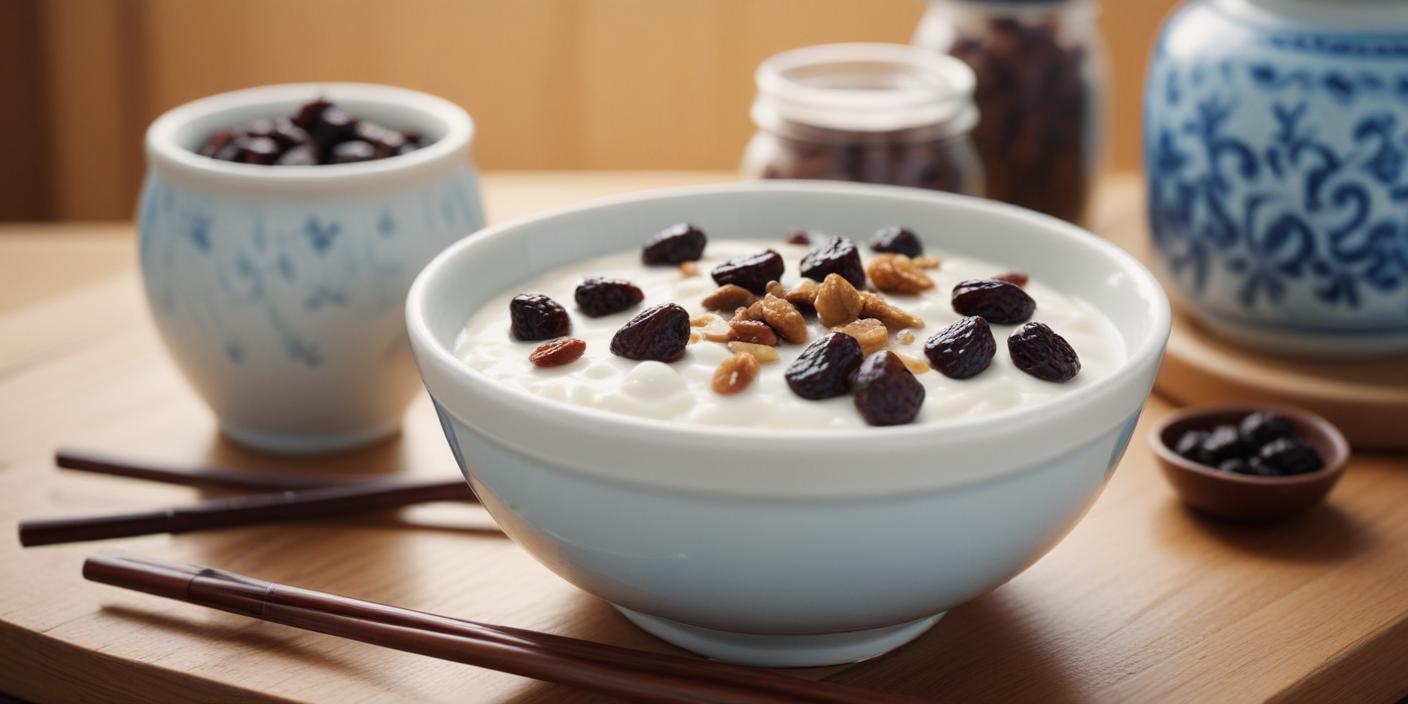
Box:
[406,182,1170,667]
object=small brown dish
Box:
[1151,406,1350,522]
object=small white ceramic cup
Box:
[139,83,483,454]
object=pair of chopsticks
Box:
[87,552,910,703]
[18,449,477,547]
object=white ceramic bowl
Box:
[407,182,1170,667]
[139,83,484,454]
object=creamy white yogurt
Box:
[456,238,1125,429]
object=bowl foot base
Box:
[219,420,400,455]
[614,606,944,668]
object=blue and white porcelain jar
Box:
[1144,0,1408,357]
[139,83,484,453]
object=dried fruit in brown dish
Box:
[800,237,866,289]
[924,316,995,379]
[574,277,644,317]
[1007,322,1080,382]
[869,227,923,257]
[867,254,934,295]
[510,294,571,341]
[529,337,586,368]
[610,303,690,362]
[785,332,863,400]
[642,224,707,265]
[712,352,761,395]
[951,279,1035,325]
[851,351,926,426]
[815,273,864,328]
[711,250,785,294]
[701,284,758,311]
[761,294,808,344]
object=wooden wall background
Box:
[0,0,1179,222]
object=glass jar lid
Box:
[752,43,978,138]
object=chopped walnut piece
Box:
[731,300,766,322]
[913,256,941,270]
[832,318,888,358]
[761,294,807,344]
[728,341,780,363]
[815,273,863,327]
[860,292,924,330]
[897,329,917,345]
[688,331,702,344]
[702,284,757,311]
[712,352,760,395]
[529,337,587,368]
[729,319,779,346]
[680,260,699,277]
[692,314,732,342]
[866,254,934,295]
[786,278,820,309]
[765,280,787,298]
[895,351,931,375]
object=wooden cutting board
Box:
[1096,179,1408,450]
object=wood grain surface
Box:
[0,173,1405,703]
[14,0,1180,219]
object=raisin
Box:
[1008,322,1080,382]
[1258,438,1324,475]
[234,136,281,165]
[800,237,866,289]
[952,279,1036,325]
[785,229,811,246]
[993,271,1030,288]
[851,351,926,426]
[1203,424,1252,464]
[870,227,923,257]
[642,223,707,265]
[529,337,586,368]
[924,316,995,379]
[574,276,644,317]
[329,140,378,164]
[1239,411,1294,446]
[785,332,863,400]
[510,294,571,341]
[711,249,785,295]
[610,303,690,362]
[1174,430,1212,465]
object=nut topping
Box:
[761,294,808,344]
[785,278,820,309]
[702,284,758,312]
[866,254,934,295]
[815,273,864,328]
[832,318,888,358]
[729,319,779,346]
[727,341,780,363]
[712,352,761,395]
[860,292,924,330]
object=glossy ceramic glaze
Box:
[139,83,484,453]
[407,183,1169,667]
[1144,0,1408,356]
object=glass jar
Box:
[742,43,984,196]
[915,0,1107,224]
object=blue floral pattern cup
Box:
[139,84,484,453]
[1144,0,1408,357]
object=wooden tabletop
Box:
[1,173,1405,704]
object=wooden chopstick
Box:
[19,477,474,547]
[84,552,912,704]
[56,448,399,491]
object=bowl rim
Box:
[1149,404,1350,486]
[145,82,473,191]
[407,181,1172,454]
